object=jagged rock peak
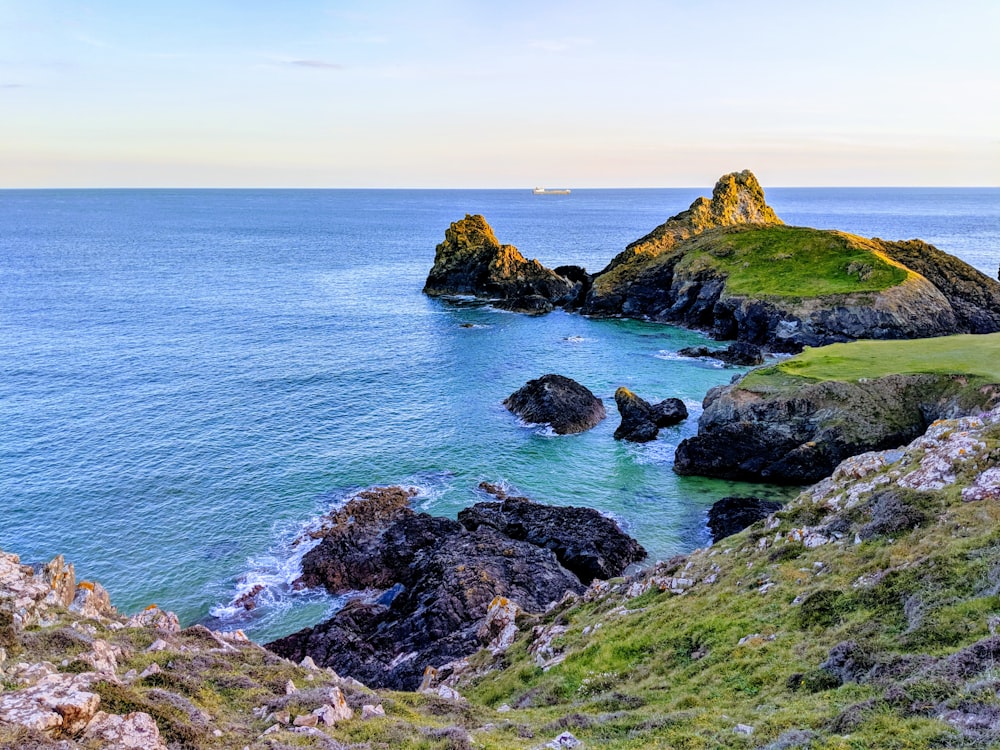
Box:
[677,169,783,231]
[442,213,504,254]
[423,214,579,305]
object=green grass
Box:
[453,427,1000,748]
[744,332,1000,387]
[679,225,910,298]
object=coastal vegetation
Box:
[675,333,1000,484]
[3,406,998,748]
[677,225,910,299]
[744,332,1000,386]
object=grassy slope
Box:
[458,418,1000,749]
[742,332,1000,389]
[677,226,911,299]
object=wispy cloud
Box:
[288,59,344,70]
[0,83,25,89]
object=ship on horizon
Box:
[532,187,571,195]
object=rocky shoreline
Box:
[2,405,998,749]
[3,172,1000,748]
[267,484,645,691]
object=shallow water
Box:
[1,187,996,640]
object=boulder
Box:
[458,483,647,584]
[423,214,578,304]
[81,711,169,750]
[707,496,783,542]
[268,485,644,690]
[613,387,687,442]
[651,397,689,427]
[504,374,606,435]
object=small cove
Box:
[1,187,996,641]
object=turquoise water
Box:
[2,188,997,641]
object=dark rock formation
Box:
[459,483,647,584]
[268,486,645,690]
[612,387,687,442]
[707,496,783,542]
[423,214,579,305]
[504,374,606,434]
[675,375,1000,484]
[651,397,688,426]
[877,239,1000,334]
[425,175,1000,352]
[677,342,764,366]
[297,486,419,592]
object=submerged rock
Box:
[504,374,606,435]
[612,387,688,442]
[268,485,644,690]
[678,342,764,366]
[707,496,783,542]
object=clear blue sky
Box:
[1,0,997,187]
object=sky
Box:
[1,0,998,188]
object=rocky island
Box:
[424,171,1000,352]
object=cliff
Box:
[675,332,1000,483]
[580,172,1000,350]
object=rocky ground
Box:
[3,409,998,749]
[267,485,645,692]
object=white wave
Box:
[209,480,447,629]
[513,415,559,437]
[563,335,586,343]
[654,349,725,368]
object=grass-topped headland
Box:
[678,225,911,299]
[675,333,1000,483]
[743,332,1000,389]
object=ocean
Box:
[1,187,997,641]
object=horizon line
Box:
[2,184,998,191]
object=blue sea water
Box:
[1,187,997,641]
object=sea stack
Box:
[423,214,581,308]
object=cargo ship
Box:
[532,187,571,195]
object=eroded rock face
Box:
[612,387,688,442]
[675,374,1000,484]
[707,496,783,542]
[577,171,1000,351]
[423,214,579,306]
[504,374,606,435]
[268,485,644,690]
